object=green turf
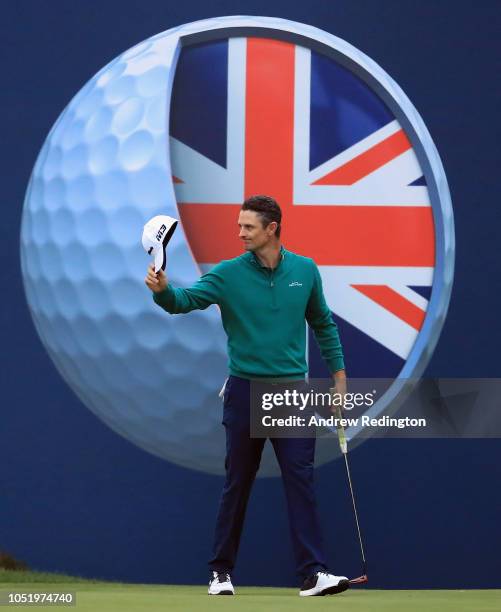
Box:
[1,571,499,611]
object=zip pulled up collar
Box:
[247,246,286,270]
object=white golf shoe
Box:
[299,571,350,596]
[208,571,235,595]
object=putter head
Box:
[349,574,368,585]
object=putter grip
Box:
[330,387,348,454]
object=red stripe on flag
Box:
[178,203,435,266]
[313,130,412,186]
[352,284,426,330]
[178,204,243,262]
[245,38,295,202]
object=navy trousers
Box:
[208,375,328,579]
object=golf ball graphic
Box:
[20,17,453,476]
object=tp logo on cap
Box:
[142,215,178,272]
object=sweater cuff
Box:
[327,356,345,374]
[152,286,176,310]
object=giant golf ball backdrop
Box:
[20,17,453,475]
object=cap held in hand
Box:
[142,215,178,272]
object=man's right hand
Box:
[145,263,168,293]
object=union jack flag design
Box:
[169,37,435,378]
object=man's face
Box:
[238,210,276,251]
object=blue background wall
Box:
[1,0,500,588]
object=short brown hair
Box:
[242,195,282,238]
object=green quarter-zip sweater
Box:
[153,247,344,379]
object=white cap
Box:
[142,215,178,272]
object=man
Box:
[145,195,349,597]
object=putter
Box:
[331,395,368,585]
